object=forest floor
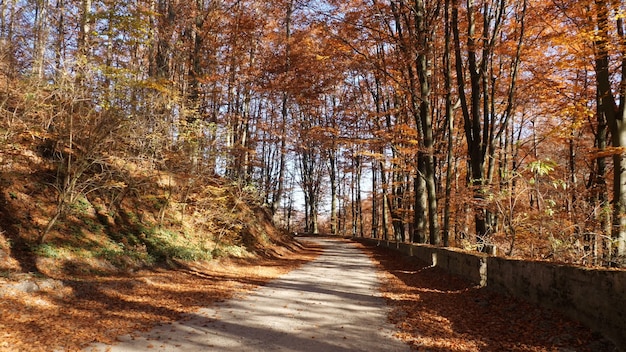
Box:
[363,242,619,352]
[0,237,620,352]
[0,241,322,351]
[84,238,410,352]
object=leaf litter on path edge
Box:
[0,242,322,352]
[356,242,618,352]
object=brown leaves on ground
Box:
[0,242,322,352]
[359,243,617,352]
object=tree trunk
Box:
[594,89,609,265]
[372,160,379,239]
[612,126,626,264]
[452,0,507,246]
[33,0,49,79]
[442,0,454,247]
[329,149,338,235]
[391,169,405,242]
[413,159,427,243]
[356,155,364,237]
[272,0,293,221]
[380,160,390,240]
[594,0,626,266]
[351,159,358,237]
[418,58,440,246]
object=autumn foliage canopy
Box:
[1,0,626,267]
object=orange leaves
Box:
[590,146,626,159]
[0,245,320,351]
[365,244,613,352]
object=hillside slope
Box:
[0,132,294,278]
[0,117,313,351]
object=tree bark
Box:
[413,157,427,243]
[594,0,626,266]
[272,0,293,221]
[414,0,440,245]
[442,0,454,247]
[33,0,49,79]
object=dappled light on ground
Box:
[0,243,321,351]
[361,243,617,352]
[2,238,619,351]
[85,238,410,352]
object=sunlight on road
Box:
[86,238,410,352]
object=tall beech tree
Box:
[593,0,626,265]
[387,0,440,244]
[451,0,526,247]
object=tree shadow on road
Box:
[0,239,322,351]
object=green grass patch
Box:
[142,228,212,261]
[34,243,97,260]
[34,243,62,258]
[95,243,156,267]
[69,197,91,215]
[83,218,104,233]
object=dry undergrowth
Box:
[357,242,617,352]
[0,241,322,352]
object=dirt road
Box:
[85,238,410,352]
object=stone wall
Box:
[487,256,626,350]
[355,238,626,350]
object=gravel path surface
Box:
[85,238,410,352]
